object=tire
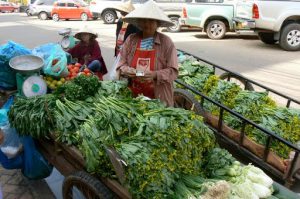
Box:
[62,171,116,199]
[26,9,31,16]
[81,12,88,21]
[102,10,116,24]
[166,17,181,33]
[174,88,205,116]
[52,13,59,22]
[258,32,277,44]
[219,72,254,91]
[279,23,300,51]
[206,20,226,40]
[39,12,48,20]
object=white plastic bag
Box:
[106,54,121,80]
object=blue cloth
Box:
[140,38,154,50]
[88,60,102,72]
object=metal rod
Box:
[285,152,299,181]
[218,108,224,131]
[177,49,300,106]
[263,136,272,162]
[286,99,291,108]
[239,121,246,146]
[174,79,300,152]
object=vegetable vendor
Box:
[117,0,178,107]
[113,0,140,56]
[68,27,108,75]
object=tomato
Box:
[75,63,81,67]
[52,59,59,66]
[74,67,80,73]
[71,72,77,77]
[83,68,90,73]
[67,65,72,70]
[86,72,91,76]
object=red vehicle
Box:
[0,1,19,13]
[51,0,95,21]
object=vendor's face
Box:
[81,33,91,42]
[139,19,158,36]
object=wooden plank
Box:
[101,178,131,199]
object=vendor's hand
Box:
[121,67,136,77]
[83,54,91,63]
[143,71,156,80]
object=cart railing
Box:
[175,79,300,186]
[178,49,300,108]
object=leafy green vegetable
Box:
[8,94,56,138]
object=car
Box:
[28,0,56,20]
[51,0,96,21]
[0,1,19,13]
[89,0,191,32]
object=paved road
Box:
[1,13,299,107]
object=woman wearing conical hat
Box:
[117,0,178,107]
[68,26,107,75]
[112,0,140,56]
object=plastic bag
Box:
[22,136,53,180]
[0,41,31,60]
[32,43,57,61]
[43,44,68,77]
[106,54,121,80]
[0,41,31,89]
[0,96,21,159]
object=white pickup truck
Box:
[235,0,300,51]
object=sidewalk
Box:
[0,166,55,199]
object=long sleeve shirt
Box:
[68,40,107,75]
[117,32,178,106]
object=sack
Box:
[0,149,23,169]
[43,44,68,77]
[22,136,53,180]
[106,54,121,80]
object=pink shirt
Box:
[117,32,178,106]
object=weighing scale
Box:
[9,55,47,97]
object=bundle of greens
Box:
[54,75,100,101]
[247,107,300,158]
[97,80,132,98]
[180,73,212,93]
[71,96,216,198]
[203,78,242,116]
[170,175,230,199]
[55,98,93,145]
[8,94,56,138]
[178,58,214,78]
[224,91,276,130]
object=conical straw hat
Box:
[114,0,135,13]
[75,26,97,40]
[123,0,174,27]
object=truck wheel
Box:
[26,9,31,16]
[102,10,116,24]
[167,17,181,33]
[39,12,48,20]
[258,32,277,44]
[206,20,226,40]
[81,13,88,21]
[279,23,300,51]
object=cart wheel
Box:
[174,88,204,116]
[63,171,116,199]
[219,72,254,91]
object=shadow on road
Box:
[194,34,259,40]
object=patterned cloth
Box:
[140,37,154,50]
